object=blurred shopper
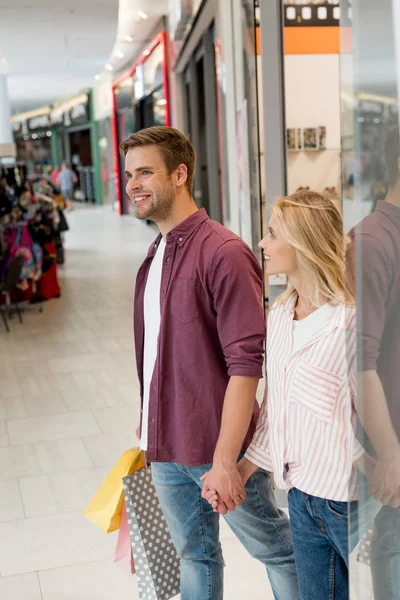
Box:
[57,162,77,204]
[206,191,362,600]
[50,165,60,186]
[347,127,400,599]
[121,126,299,600]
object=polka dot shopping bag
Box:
[123,467,180,600]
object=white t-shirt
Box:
[292,302,336,353]
[140,239,166,451]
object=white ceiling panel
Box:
[0,0,119,113]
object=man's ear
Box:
[175,163,188,188]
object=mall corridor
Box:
[0,206,272,599]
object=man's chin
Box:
[134,208,153,221]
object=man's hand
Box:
[366,448,400,507]
[201,462,246,513]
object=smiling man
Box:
[120,126,298,600]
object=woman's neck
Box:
[289,274,327,320]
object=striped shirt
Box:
[245,294,363,501]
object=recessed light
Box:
[94,74,101,81]
[138,10,148,20]
[105,64,114,71]
[124,35,134,42]
[114,50,125,58]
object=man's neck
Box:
[385,184,400,208]
[158,200,199,239]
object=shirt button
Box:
[166,257,170,262]
[178,237,183,242]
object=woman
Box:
[207,191,362,600]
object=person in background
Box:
[347,126,400,599]
[50,165,60,186]
[206,191,363,600]
[121,126,299,600]
[57,162,77,205]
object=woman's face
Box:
[259,213,297,276]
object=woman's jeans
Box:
[152,461,300,600]
[288,487,356,600]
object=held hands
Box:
[201,458,256,515]
[367,449,400,508]
[200,462,246,516]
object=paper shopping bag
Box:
[123,468,180,600]
[114,498,135,574]
[84,447,145,533]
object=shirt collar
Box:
[147,208,209,257]
[284,292,349,330]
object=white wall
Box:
[92,75,113,122]
[284,54,342,196]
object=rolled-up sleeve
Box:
[209,240,266,378]
[353,234,389,372]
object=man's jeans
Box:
[288,488,356,600]
[152,462,299,600]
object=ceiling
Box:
[0,0,169,115]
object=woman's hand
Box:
[203,458,259,514]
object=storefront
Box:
[12,107,54,173]
[50,92,100,204]
[169,0,223,225]
[112,32,170,215]
[93,76,115,207]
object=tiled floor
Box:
[0,205,275,599]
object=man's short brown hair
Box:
[120,126,196,194]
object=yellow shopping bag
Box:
[84,447,145,533]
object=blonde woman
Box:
[205,191,362,600]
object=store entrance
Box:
[67,128,95,203]
[184,25,222,223]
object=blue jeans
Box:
[152,462,299,600]
[288,488,354,600]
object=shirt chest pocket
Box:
[170,279,200,324]
[289,360,342,424]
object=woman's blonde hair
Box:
[272,190,355,306]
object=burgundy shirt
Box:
[134,209,266,465]
[349,200,400,436]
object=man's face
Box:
[124,145,175,223]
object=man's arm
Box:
[358,370,400,506]
[348,233,400,505]
[201,376,259,512]
[201,240,265,512]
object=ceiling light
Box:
[114,50,125,58]
[138,10,148,20]
[157,99,168,106]
[143,49,151,57]
[105,64,114,71]
[94,74,101,81]
[124,35,134,42]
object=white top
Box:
[245,295,363,501]
[292,302,336,353]
[140,239,166,451]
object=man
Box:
[57,162,77,202]
[348,127,400,598]
[121,126,299,600]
